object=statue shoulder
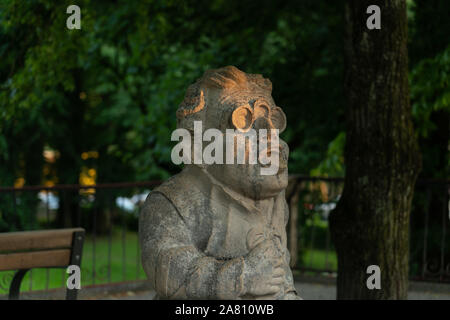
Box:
[152,172,188,199]
[140,191,180,229]
[144,170,205,222]
[142,191,176,216]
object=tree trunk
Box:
[329,0,422,299]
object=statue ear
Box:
[176,89,206,131]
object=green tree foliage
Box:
[0,0,346,190]
[408,0,449,179]
[0,0,447,228]
[406,1,449,279]
[410,46,450,178]
[411,45,450,137]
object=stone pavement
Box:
[99,281,450,300]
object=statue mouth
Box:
[258,147,287,170]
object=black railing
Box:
[0,176,448,295]
[0,181,161,294]
[286,176,450,283]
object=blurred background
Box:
[0,0,448,298]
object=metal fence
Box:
[0,176,448,295]
[286,176,449,283]
[0,181,161,294]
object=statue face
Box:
[204,88,289,200]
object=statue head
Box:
[176,66,289,200]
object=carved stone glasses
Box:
[231,99,287,133]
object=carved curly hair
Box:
[176,66,272,131]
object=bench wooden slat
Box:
[0,249,72,271]
[0,228,83,253]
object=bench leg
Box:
[9,269,29,300]
[66,231,85,300]
[66,285,78,300]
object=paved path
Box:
[294,282,450,300]
[100,282,450,300]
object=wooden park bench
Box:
[0,228,85,300]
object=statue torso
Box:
[152,166,287,260]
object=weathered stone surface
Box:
[139,66,301,300]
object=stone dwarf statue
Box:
[139,66,301,300]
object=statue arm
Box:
[278,197,302,300]
[280,247,301,299]
[139,192,245,299]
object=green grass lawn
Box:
[0,231,337,295]
[0,229,145,294]
[301,249,337,271]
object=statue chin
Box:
[250,168,289,200]
[206,164,288,200]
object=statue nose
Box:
[255,117,278,151]
[253,116,273,130]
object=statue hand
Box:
[242,239,285,297]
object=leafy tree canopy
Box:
[0,0,447,188]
